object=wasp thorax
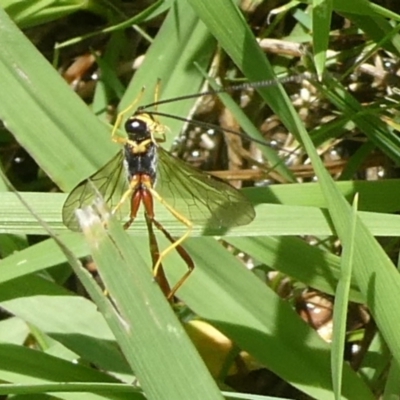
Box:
[124,117,151,142]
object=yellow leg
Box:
[148,80,167,144]
[151,217,194,300]
[145,214,174,299]
[154,78,161,112]
[148,187,193,282]
[111,179,137,216]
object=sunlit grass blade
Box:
[0,6,114,191]
[74,200,223,399]
[312,0,333,78]
[331,193,358,400]
[56,0,171,50]
[2,0,112,29]
[0,344,130,399]
[0,382,143,398]
[0,274,134,380]
[3,191,400,237]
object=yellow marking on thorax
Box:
[126,138,153,154]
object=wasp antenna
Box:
[139,72,314,111]
[148,110,276,148]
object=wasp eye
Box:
[125,118,147,134]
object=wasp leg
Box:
[150,216,194,300]
[147,186,194,298]
[111,176,141,228]
[144,213,172,299]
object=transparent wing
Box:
[156,147,255,229]
[62,152,129,231]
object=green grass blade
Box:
[74,201,223,400]
[0,6,114,191]
[0,344,131,399]
[317,76,400,163]
[227,236,364,304]
[0,2,215,194]
[312,0,333,77]
[0,382,144,398]
[382,359,400,400]
[174,237,373,400]
[331,194,358,400]
[291,64,400,383]
[56,0,171,50]
[3,191,400,237]
[0,272,132,379]
[0,170,223,398]
[2,0,87,28]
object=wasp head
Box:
[124,117,151,142]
